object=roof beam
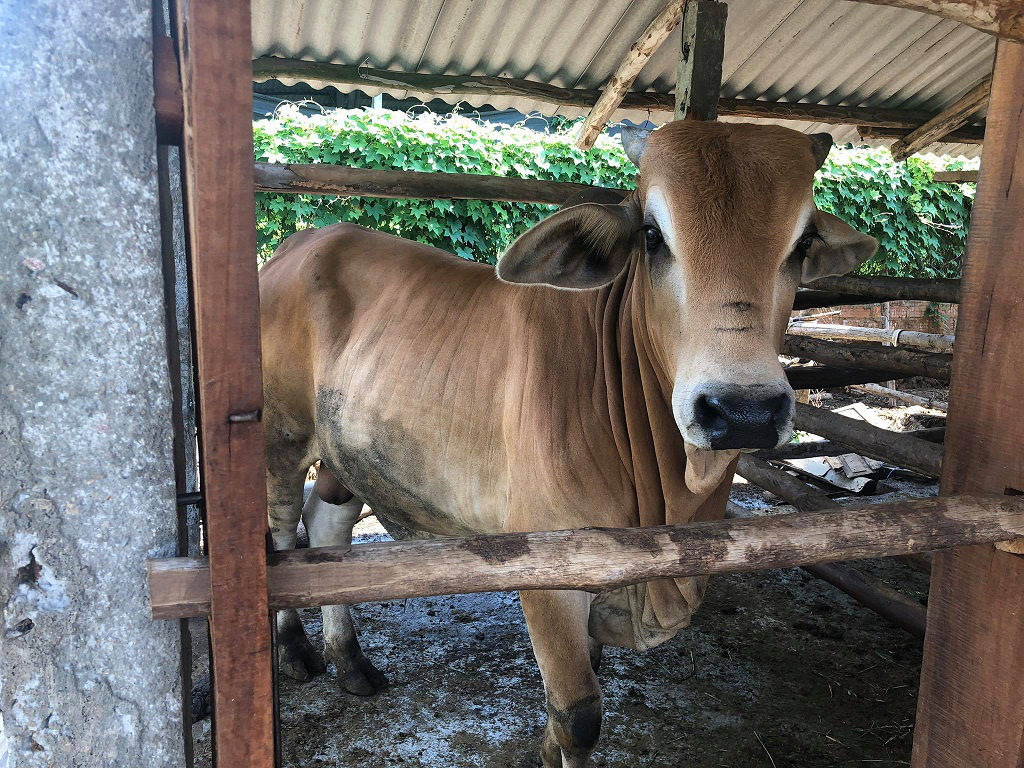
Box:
[575,0,688,150]
[675,0,729,120]
[890,76,992,160]
[251,58,984,131]
[852,0,1024,43]
[858,124,985,144]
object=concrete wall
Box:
[0,1,186,766]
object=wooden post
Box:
[675,0,728,120]
[911,39,1024,768]
[173,0,275,765]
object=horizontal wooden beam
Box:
[932,169,979,183]
[784,364,908,389]
[802,275,960,303]
[792,289,896,310]
[148,494,1024,619]
[794,402,945,476]
[252,57,975,131]
[852,0,1024,43]
[576,0,687,150]
[891,76,993,161]
[756,426,945,461]
[858,124,985,145]
[788,321,954,353]
[783,336,954,381]
[254,162,629,205]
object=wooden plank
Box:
[794,402,945,476]
[153,35,183,145]
[251,58,979,131]
[788,322,955,352]
[932,169,979,182]
[173,0,275,765]
[891,76,993,161]
[802,275,961,303]
[858,124,985,144]
[576,0,687,150]
[253,162,629,205]
[852,0,1024,43]
[782,336,954,381]
[147,494,1024,618]
[911,39,1024,768]
[675,0,728,120]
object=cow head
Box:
[497,122,876,470]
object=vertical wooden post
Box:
[910,39,1024,768]
[675,0,728,120]
[173,0,276,766]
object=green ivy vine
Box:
[254,105,974,278]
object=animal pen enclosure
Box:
[69,0,1024,765]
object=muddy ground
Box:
[194,393,941,768]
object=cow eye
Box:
[794,231,820,256]
[643,224,663,252]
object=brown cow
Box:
[259,120,876,767]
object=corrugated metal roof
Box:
[252,0,993,157]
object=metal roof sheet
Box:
[251,0,993,157]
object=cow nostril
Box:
[694,395,728,435]
[768,394,791,425]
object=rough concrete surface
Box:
[0,2,186,766]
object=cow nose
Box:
[693,389,793,450]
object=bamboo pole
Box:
[787,322,954,353]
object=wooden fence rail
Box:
[782,336,953,381]
[147,494,1024,619]
[794,402,944,476]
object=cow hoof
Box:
[277,634,327,682]
[337,657,389,696]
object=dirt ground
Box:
[193,394,942,768]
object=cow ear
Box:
[496,203,638,290]
[801,210,878,283]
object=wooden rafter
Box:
[890,75,992,160]
[575,0,688,150]
[853,0,1024,43]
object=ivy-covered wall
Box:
[255,106,975,279]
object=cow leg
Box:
[521,590,602,768]
[302,468,389,696]
[268,464,326,682]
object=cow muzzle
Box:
[685,384,795,450]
